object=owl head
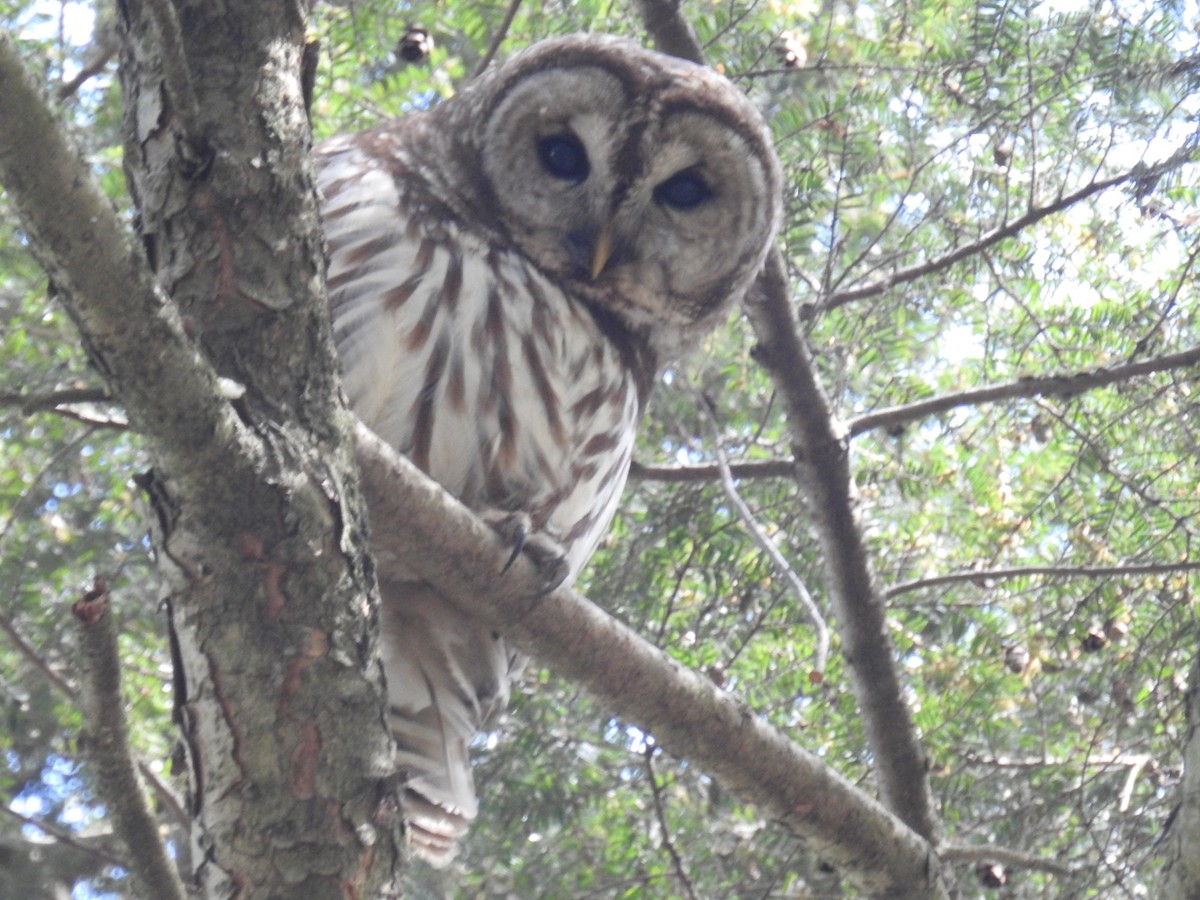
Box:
[430,34,783,367]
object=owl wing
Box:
[317,129,641,867]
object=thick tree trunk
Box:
[113,2,402,895]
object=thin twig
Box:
[697,395,829,674]
[644,745,699,900]
[0,803,128,868]
[629,457,795,482]
[821,163,1191,312]
[0,426,96,550]
[848,343,1200,438]
[0,608,78,698]
[886,560,1200,600]
[940,842,1078,877]
[473,0,523,77]
[73,578,187,900]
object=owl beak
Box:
[590,222,616,280]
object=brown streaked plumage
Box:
[317,33,780,867]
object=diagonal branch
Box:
[848,343,1200,437]
[473,0,523,76]
[744,254,944,845]
[886,560,1200,600]
[0,30,255,503]
[698,397,829,674]
[820,157,1196,312]
[355,423,948,899]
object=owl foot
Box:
[481,510,570,592]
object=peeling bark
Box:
[0,4,404,895]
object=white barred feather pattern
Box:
[318,130,640,865]
[316,34,781,868]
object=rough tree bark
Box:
[111,2,403,895]
[0,5,401,898]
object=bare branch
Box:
[698,397,829,674]
[940,843,1077,878]
[0,387,113,413]
[821,161,1188,312]
[629,457,796,482]
[0,388,128,428]
[473,0,523,77]
[356,422,948,899]
[0,608,78,699]
[72,578,186,900]
[0,804,128,869]
[57,44,116,99]
[743,253,944,846]
[849,344,1200,438]
[644,746,698,900]
[887,560,1200,599]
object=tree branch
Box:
[940,842,1077,878]
[632,0,705,63]
[632,0,947,868]
[72,578,186,900]
[887,560,1200,599]
[820,163,1186,312]
[473,0,523,77]
[355,423,948,898]
[644,746,698,900]
[0,29,253,500]
[0,606,188,827]
[699,397,829,674]
[629,457,796,482]
[745,253,945,844]
[0,387,113,413]
[0,804,127,869]
[849,344,1200,437]
[634,340,1200,483]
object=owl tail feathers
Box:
[379,581,516,867]
[389,698,481,868]
[401,787,473,868]
[392,708,479,868]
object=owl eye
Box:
[654,169,713,210]
[537,134,590,182]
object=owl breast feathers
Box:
[316,33,781,867]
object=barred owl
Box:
[316,34,781,866]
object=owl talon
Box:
[482,510,569,590]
